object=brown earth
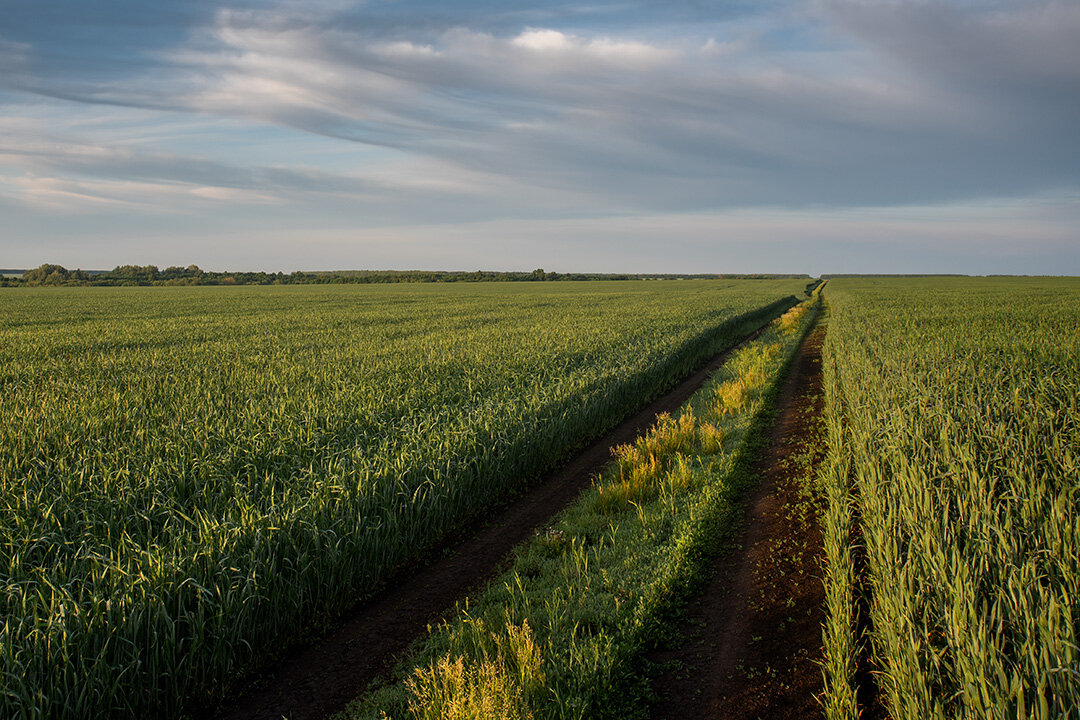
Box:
[198,324,777,720]
[650,321,828,720]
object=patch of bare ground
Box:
[195,324,777,720]
[650,322,827,720]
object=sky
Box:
[1,0,1077,274]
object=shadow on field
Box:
[197,313,793,720]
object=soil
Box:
[650,321,828,720]
[199,325,774,720]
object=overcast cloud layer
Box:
[1,0,1077,273]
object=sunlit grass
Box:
[819,277,1080,720]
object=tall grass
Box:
[819,277,1080,719]
[0,280,805,718]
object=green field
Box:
[5,276,1077,719]
[343,294,821,719]
[0,280,804,718]
[820,277,1080,719]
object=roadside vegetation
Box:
[0,280,804,719]
[341,292,821,719]
[819,277,1080,719]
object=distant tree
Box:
[23,264,70,286]
[108,265,160,285]
[9,263,809,288]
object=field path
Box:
[650,320,827,719]
[202,324,775,720]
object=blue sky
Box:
[1,0,1077,273]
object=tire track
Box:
[200,321,782,720]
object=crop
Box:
[0,279,804,718]
[819,277,1080,719]
[342,293,821,719]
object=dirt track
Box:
[650,321,828,720]
[202,323,777,720]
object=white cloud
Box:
[141,3,1074,215]
[188,185,276,202]
[0,173,177,211]
[511,28,574,52]
[371,41,440,59]
[7,1,1078,215]
[509,28,675,66]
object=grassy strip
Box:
[818,298,860,720]
[341,293,822,720]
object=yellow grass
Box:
[406,621,543,720]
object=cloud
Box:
[135,1,1074,213]
[822,1,1080,131]
[0,0,1076,272]
[0,114,610,225]
[0,173,183,211]
[188,185,276,202]
[508,27,677,67]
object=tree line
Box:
[2,264,810,287]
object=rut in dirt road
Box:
[200,322,782,720]
[651,321,827,720]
